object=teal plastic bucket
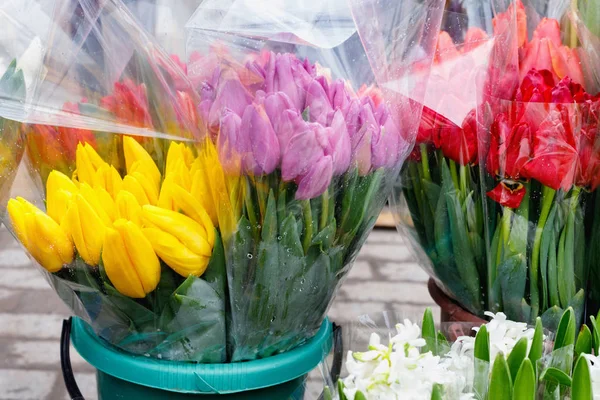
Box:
[68,317,333,399]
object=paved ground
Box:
[0,224,438,400]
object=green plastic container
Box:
[70,317,333,399]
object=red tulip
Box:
[493,0,527,48]
[520,18,584,86]
[521,107,578,191]
[100,80,153,128]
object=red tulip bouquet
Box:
[392,0,518,316]
[395,0,600,329]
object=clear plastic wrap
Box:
[183,0,444,362]
[0,7,45,218]
[391,0,519,317]
[2,0,441,363]
[392,0,600,329]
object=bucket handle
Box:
[61,319,344,400]
[61,318,85,400]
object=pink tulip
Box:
[281,125,326,182]
[372,104,402,170]
[326,110,352,174]
[296,156,334,200]
[217,110,243,174]
[305,78,333,125]
[208,77,253,132]
[264,52,314,111]
[239,104,281,175]
[329,80,352,115]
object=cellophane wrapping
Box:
[2,0,440,362]
[183,0,443,362]
[392,0,600,330]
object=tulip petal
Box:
[79,183,113,226]
[142,227,210,277]
[93,164,123,199]
[103,226,146,298]
[170,184,215,247]
[191,170,217,226]
[116,191,143,226]
[67,194,106,266]
[122,136,161,186]
[114,220,160,295]
[142,206,212,257]
[123,175,151,206]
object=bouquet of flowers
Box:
[333,307,598,400]
[3,0,439,362]
[393,0,600,329]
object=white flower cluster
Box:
[584,354,600,400]
[341,312,537,400]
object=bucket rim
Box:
[71,317,332,394]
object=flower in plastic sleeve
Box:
[305,78,333,125]
[65,194,107,266]
[165,142,194,177]
[207,77,253,134]
[93,164,123,199]
[264,52,314,111]
[520,18,585,86]
[75,142,106,186]
[521,108,579,192]
[102,219,160,298]
[296,156,333,200]
[116,191,143,226]
[122,136,161,188]
[123,169,159,206]
[79,183,116,225]
[100,80,153,128]
[326,110,352,175]
[7,197,73,272]
[217,110,243,175]
[141,205,213,277]
[371,104,403,170]
[46,170,78,225]
[239,104,281,175]
[353,101,376,175]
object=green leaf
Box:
[475,325,490,362]
[261,190,277,242]
[554,307,576,351]
[446,189,481,307]
[498,254,527,321]
[421,307,437,355]
[540,367,572,387]
[507,337,529,383]
[474,325,490,398]
[103,283,155,328]
[355,391,367,400]
[0,59,16,86]
[572,355,593,400]
[202,230,227,298]
[540,204,557,311]
[437,331,450,355]
[489,353,513,400]
[513,358,535,400]
[558,214,576,308]
[547,228,560,308]
[323,386,332,400]
[591,316,600,354]
[541,306,564,334]
[529,317,544,368]
[338,380,347,400]
[431,383,444,400]
[575,324,593,357]
[302,106,310,121]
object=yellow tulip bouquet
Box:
[3,0,430,363]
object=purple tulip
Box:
[217,110,243,174]
[305,79,333,125]
[325,110,352,175]
[352,102,379,175]
[281,125,325,182]
[264,52,314,111]
[329,79,352,115]
[208,77,253,131]
[371,104,402,170]
[239,104,280,175]
[296,156,333,200]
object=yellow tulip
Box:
[157,175,177,211]
[103,219,160,298]
[65,194,106,265]
[122,171,158,206]
[142,205,213,277]
[46,170,78,224]
[170,184,215,247]
[8,197,73,272]
[166,142,194,176]
[116,191,142,226]
[190,169,217,226]
[123,136,161,187]
[93,164,123,198]
[75,143,106,185]
[79,183,114,225]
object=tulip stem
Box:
[244,177,258,232]
[420,144,431,182]
[302,200,313,253]
[320,188,329,231]
[449,161,460,191]
[530,186,556,317]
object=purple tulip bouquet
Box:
[183,0,438,361]
[193,49,406,361]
